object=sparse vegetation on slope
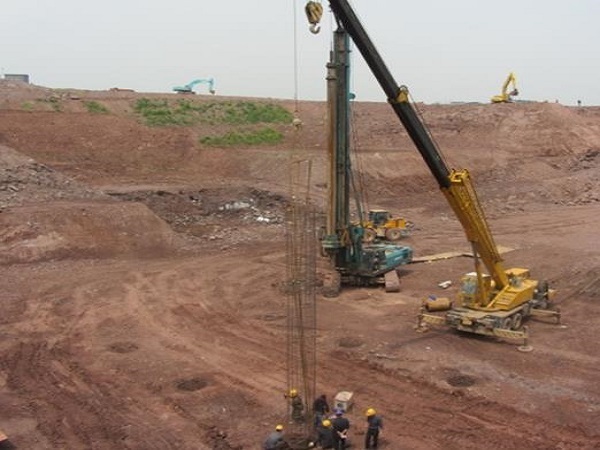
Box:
[133,98,292,127]
[199,127,283,147]
[83,100,110,114]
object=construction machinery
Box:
[360,209,413,243]
[314,0,555,337]
[491,72,518,103]
[319,26,412,294]
[172,78,216,95]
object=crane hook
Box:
[305,1,323,35]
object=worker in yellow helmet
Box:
[263,424,288,450]
[284,388,305,423]
[314,418,334,449]
[365,408,383,449]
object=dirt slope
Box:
[0,81,599,449]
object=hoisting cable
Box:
[292,0,301,122]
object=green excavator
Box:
[172,78,216,95]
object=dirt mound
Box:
[0,201,176,264]
[0,144,178,263]
[0,144,106,210]
[0,80,54,102]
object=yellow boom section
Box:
[441,169,509,291]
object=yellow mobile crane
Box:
[491,72,519,103]
[309,1,555,338]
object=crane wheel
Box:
[385,228,403,241]
[511,313,523,330]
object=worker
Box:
[314,419,335,449]
[364,408,384,449]
[284,388,305,423]
[331,409,350,450]
[312,394,330,428]
[263,424,288,450]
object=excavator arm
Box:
[491,72,518,103]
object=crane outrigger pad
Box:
[384,270,400,292]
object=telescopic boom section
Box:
[327,0,509,290]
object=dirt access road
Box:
[0,81,599,449]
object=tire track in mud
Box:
[351,306,600,446]
[106,255,292,444]
[316,353,599,449]
[1,260,255,449]
[1,340,183,449]
[116,258,285,380]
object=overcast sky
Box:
[2,0,599,105]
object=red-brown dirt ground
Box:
[0,80,599,449]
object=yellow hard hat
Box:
[322,419,332,427]
[275,424,284,431]
[366,408,376,416]
[289,388,298,398]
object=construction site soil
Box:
[0,81,599,449]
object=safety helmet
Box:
[275,424,284,431]
[366,407,376,416]
[289,388,298,398]
[322,419,332,428]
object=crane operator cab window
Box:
[460,272,493,304]
[508,272,521,287]
[461,274,478,296]
[368,210,390,226]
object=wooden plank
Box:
[411,246,515,264]
[411,251,464,263]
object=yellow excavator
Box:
[491,72,519,103]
